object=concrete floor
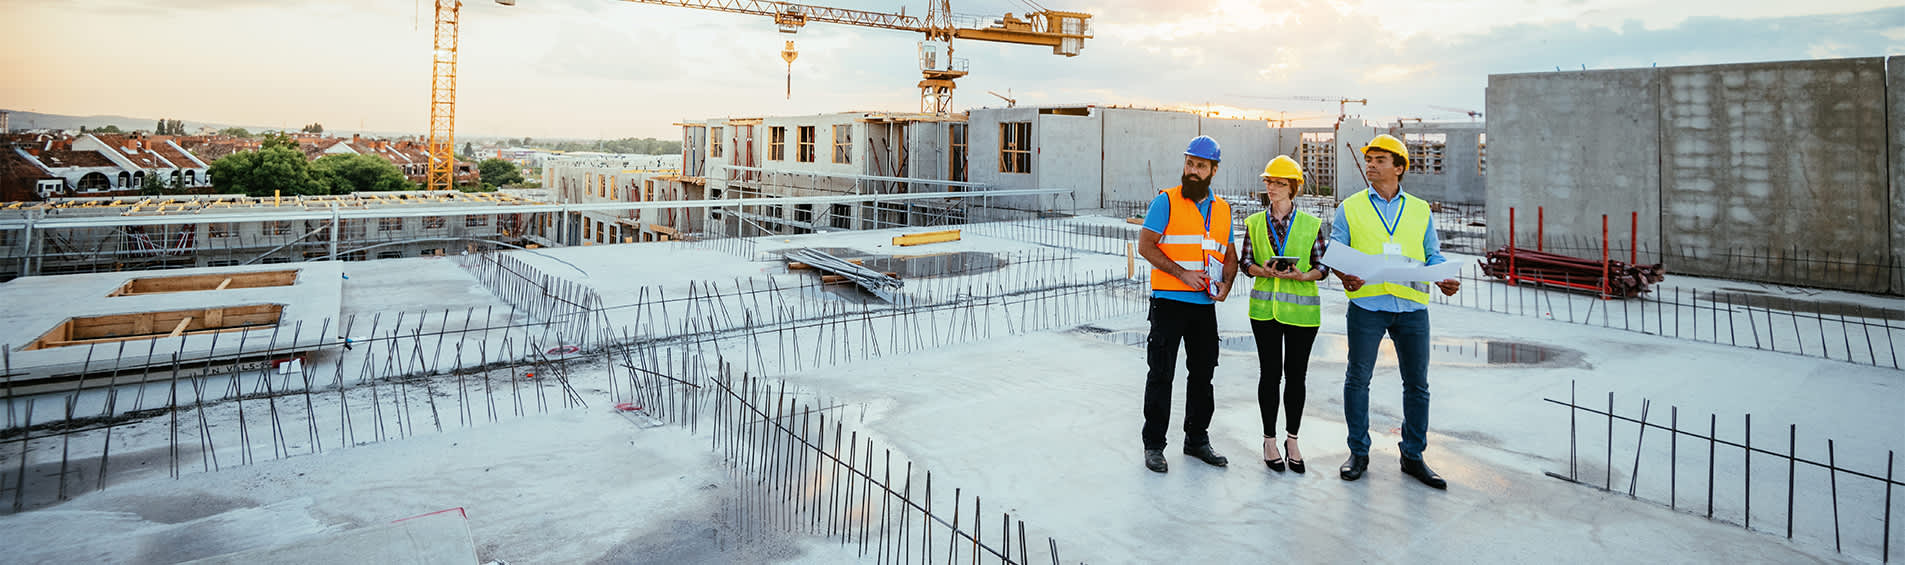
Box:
[0,225,1898,563]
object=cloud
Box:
[5,0,1903,138]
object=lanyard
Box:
[1266,211,1290,255]
[1370,192,1405,238]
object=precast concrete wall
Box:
[1485,68,1664,262]
[1036,113,1100,212]
[1889,55,1905,294]
[1661,58,1890,292]
[1394,123,1486,205]
[1488,57,1901,294]
[1197,117,1278,203]
[967,107,1042,219]
[1100,109,1198,205]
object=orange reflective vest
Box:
[1150,186,1233,293]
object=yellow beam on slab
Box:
[892,229,961,247]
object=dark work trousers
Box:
[1249,318,1318,438]
[1142,297,1220,451]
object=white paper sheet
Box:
[1322,241,1462,284]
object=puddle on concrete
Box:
[857,252,1007,278]
[1068,224,1140,239]
[779,248,1009,279]
[1084,329,1582,367]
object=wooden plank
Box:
[214,278,233,290]
[1125,217,1145,225]
[892,229,961,247]
[205,307,224,328]
[167,317,193,338]
[787,262,813,270]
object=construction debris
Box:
[783,248,904,301]
[1479,246,1665,298]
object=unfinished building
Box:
[1486,55,1905,294]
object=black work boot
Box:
[1183,443,1228,467]
[1401,456,1448,489]
[1144,449,1168,473]
[1339,454,1370,481]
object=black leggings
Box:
[1250,318,1318,437]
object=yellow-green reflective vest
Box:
[1342,188,1433,304]
[1245,209,1322,326]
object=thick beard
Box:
[1179,174,1211,202]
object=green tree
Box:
[207,147,326,197]
[261,132,298,151]
[477,158,524,188]
[461,142,474,157]
[219,127,253,138]
[301,122,324,134]
[94,124,123,134]
[312,154,410,194]
[153,119,185,135]
[140,171,177,196]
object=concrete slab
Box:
[0,261,342,383]
[181,507,477,565]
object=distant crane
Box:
[1233,95,1368,126]
[1428,105,1483,121]
[988,89,1016,108]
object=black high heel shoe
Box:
[1285,435,1306,474]
[1263,436,1285,472]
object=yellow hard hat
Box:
[1362,134,1410,169]
[1260,155,1304,186]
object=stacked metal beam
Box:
[1479,246,1666,298]
[784,249,904,302]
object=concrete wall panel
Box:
[1484,69,1662,255]
[1660,58,1889,292]
[1100,109,1198,207]
[1197,117,1278,203]
[1890,55,1905,294]
[1036,113,1100,211]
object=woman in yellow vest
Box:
[1239,155,1328,473]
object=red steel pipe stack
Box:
[1480,246,1666,298]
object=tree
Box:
[140,171,178,196]
[477,158,524,188]
[153,119,185,135]
[94,124,123,134]
[207,147,326,197]
[312,154,411,194]
[219,127,253,138]
[301,122,324,134]
[461,142,474,157]
[261,132,298,151]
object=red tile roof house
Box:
[0,133,216,201]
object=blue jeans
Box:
[1343,304,1431,459]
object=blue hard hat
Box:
[1184,135,1221,163]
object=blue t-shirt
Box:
[1141,191,1232,304]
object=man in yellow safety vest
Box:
[1135,135,1238,473]
[1331,134,1461,489]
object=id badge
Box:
[1382,242,1403,256]
[1205,256,1224,298]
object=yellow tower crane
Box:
[426,0,463,193]
[428,0,1092,191]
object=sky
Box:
[1,0,1902,140]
